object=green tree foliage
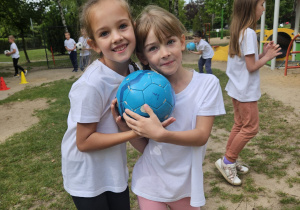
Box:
[0,0,51,62]
[265,0,295,29]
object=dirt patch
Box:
[0,99,49,143]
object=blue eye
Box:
[167,39,175,45]
[149,46,157,52]
[100,31,109,37]
[120,24,128,29]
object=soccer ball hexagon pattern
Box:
[76,42,83,50]
[116,70,175,122]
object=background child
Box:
[189,31,214,74]
[124,5,225,209]
[78,28,91,71]
[61,0,142,209]
[215,0,282,186]
[64,32,78,72]
[5,35,27,77]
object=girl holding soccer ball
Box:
[123,5,225,210]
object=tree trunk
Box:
[20,29,30,63]
[174,0,179,18]
[56,0,68,33]
[169,0,173,13]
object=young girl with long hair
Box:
[123,5,225,209]
[215,0,282,186]
[61,0,146,209]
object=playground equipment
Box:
[212,28,299,63]
[284,33,300,76]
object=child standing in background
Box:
[64,32,78,72]
[215,0,282,186]
[124,5,225,209]
[61,0,151,209]
[189,31,214,74]
[6,35,27,77]
[78,28,91,71]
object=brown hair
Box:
[228,0,260,58]
[135,5,187,56]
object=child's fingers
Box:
[161,117,176,128]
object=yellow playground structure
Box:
[212,28,298,63]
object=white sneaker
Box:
[236,161,249,174]
[24,70,28,75]
[215,158,242,186]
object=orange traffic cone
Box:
[19,71,28,84]
[0,77,10,91]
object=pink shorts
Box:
[137,196,201,210]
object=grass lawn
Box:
[0,65,299,209]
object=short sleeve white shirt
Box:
[131,71,225,207]
[10,43,20,59]
[64,38,76,54]
[196,39,214,59]
[78,36,91,56]
[61,60,135,197]
[225,28,260,102]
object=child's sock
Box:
[223,156,235,165]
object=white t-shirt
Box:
[64,38,76,54]
[225,28,260,102]
[131,71,225,207]
[10,43,20,59]
[78,36,91,56]
[196,39,214,59]
[61,59,135,197]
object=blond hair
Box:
[80,0,134,41]
[228,0,260,58]
[135,5,187,55]
[8,35,15,41]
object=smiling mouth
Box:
[161,60,174,66]
[113,44,127,53]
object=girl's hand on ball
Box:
[110,98,130,132]
[123,104,175,141]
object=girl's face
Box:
[256,0,265,21]
[8,38,13,43]
[140,28,185,77]
[89,0,136,68]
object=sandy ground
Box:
[0,37,299,209]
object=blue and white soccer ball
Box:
[186,42,196,51]
[116,70,175,122]
[4,50,9,55]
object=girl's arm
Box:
[110,98,176,153]
[245,42,282,72]
[189,50,202,55]
[111,98,148,153]
[124,104,214,146]
[76,122,139,152]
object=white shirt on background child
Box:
[61,59,135,197]
[10,43,20,59]
[64,38,76,54]
[78,36,91,57]
[225,28,260,102]
[196,39,214,59]
[131,71,225,207]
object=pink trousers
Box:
[225,98,259,162]
[137,196,200,210]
